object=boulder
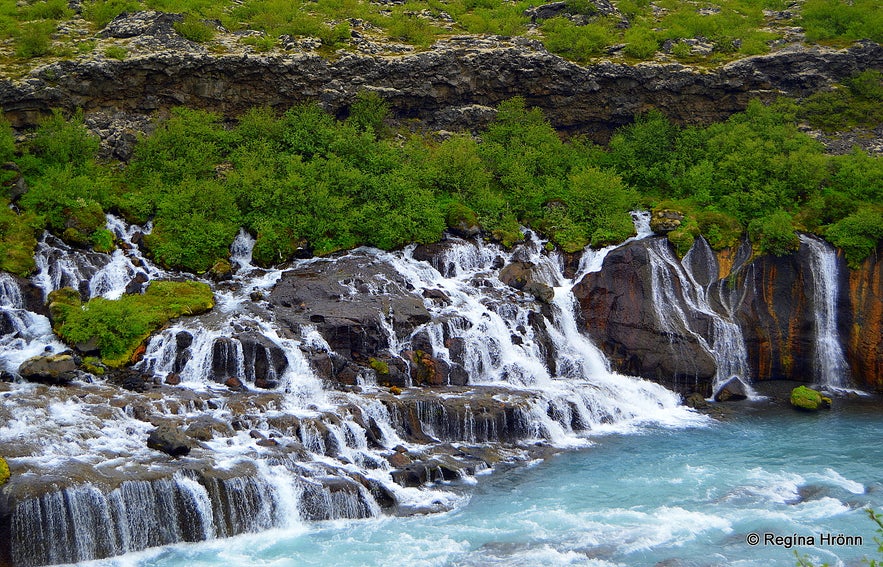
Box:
[684,392,708,409]
[650,209,685,233]
[499,260,556,303]
[18,354,79,385]
[790,386,832,411]
[269,254,430,361]
[714,376,750,402]
[146,425,192,457]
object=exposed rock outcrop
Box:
[18,354,79,385]
[1,12,881,148]
[574,233,882,393]
[573,239,718,394]
[846,242,883,389]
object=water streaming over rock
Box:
[645,236,753,396]
[1,215,710,566]
[799,234,851,390]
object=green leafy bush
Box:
[825,207,883,268]
[144,178,241,271]
[173,15,216,42]
[14,21,54,59]
[800,0,883,43]
[541,17,615,61]
[82,0,141,28]
[0,200,39,276]
[347,91,390,136]
[748,209,799,256]
[29,109,100,170]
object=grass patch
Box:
[104,45,127,60]
[50,280,214,367]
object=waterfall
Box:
[799,234,851,391]
[0,273,64,374]
[1,215,709,567]
[645,237,752,396]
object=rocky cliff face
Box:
[574,235,883,393]
[847,243,883,389]
[572,240,718,395]
[1,12,881,146]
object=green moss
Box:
[81,356,106,375]
[790,385,831,411]
[0,200,39,276]
[369,357,390,375]
[0,456,9,485]
[90,228,115,253]
[52,280,214,367]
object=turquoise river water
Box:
[77,396,883,567]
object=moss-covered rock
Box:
[790,385,832,411]
[0,456,9,485]
[52,280,214,367]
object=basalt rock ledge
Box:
[1,13,881,148]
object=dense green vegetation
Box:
[49,281,214,366]
[1,0,880,68]
[1,79,881,274]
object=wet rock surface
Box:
[574,239,718,394]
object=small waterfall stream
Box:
[799,234,851,391]
[645,236,753,396]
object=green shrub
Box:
[800,0,883,43]
[81,0,141,28]
[748,209,799,256]
[29,109,100,170]
[0,118,14,164]
[825,207,883,268]
[347,91,390,136]
[696,211,742,250]
[386,10,438,47]
[14,21,54,58]
[0,200,39,276]
[90,228,115,253]
[541,17,615,61]
[51,280,214,366]
[19,165,110,242]
[240,34,277,51]
[623,26,658,59]
[144,178,240,271]
[22,0,71,20]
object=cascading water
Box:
[645,236,753,396]
[799,234,851,391]
[0,214,708,567]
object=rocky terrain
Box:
[1,11,882,156]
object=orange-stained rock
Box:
[846,243,883,390]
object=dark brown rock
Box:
[572,239,717,394]
[146,425,192,457]
[846,242,883,390]
[713,376,750,402]
[18,354,78,385]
